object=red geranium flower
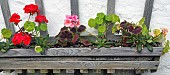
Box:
[12,32,31,46]
[35,15,48,23]
[23,4,39,15]
[9,13,21,25]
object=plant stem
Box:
[28,14,31,21]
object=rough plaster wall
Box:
[115,0,145,22]
[44,0,71,36]
[150,0,170,40]
[79,0,107,35]
[0,5,6,40]
[8,0,35,32]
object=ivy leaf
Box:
[24,21,35,32]
[95,17,103,24]
[97,12,105,19]
[142,24,149,36]
[40,23,47,31]
[146,44,153,52]
[98,26,106,33]
[1,28,12,39]
[105,15,112,21]
[35,46,43,53]
[111,14,120,23]
[88,18,96,28]
[139,17,145,25]
[112,25,117,33]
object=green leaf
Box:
[98,26,106,33]
[105,15,112,21]
[1,28,12,39]
[137,43,142,52]
[97,12,105,19]
[40,23,47,31]
[24,21,35,32]
[35,26,40,31]
[112,25,117,33]
[147,40,152,43]
[95,17,103,24]
[146,44,153,52]
[88,18,96,28]
[139,17,145,25]
[35,46,43,53]
[142,24,149,36]
[162,40,170,54]
[111,14,120,23]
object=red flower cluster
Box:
[23,4,39,15]
[35,15,48,23]
[12,32,31,46]
[9,13,21,25]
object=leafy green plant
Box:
[162,40,170,54]
[88,12,120,48]
[112,18,166,52]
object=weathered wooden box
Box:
[0,47,163,74]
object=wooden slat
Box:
[66,69,74,73]
[15,69,22,73]
[0,49,42,57]
[106,0,116,41]
[143,0,154,29]
[0,60,159,69]
[70,0,79,16]
[27,69,35,73]
[80,69,88,73]
[53,69,60,73]
[35,0,48,36]
[46,47,163,56]
[40,69,48,73]
[0,0,15,34]
[107,69,115,73]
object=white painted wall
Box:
[0,0,170,75]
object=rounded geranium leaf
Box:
[35,26,40,31]
[112,25,117,33]
[1,28,12,39]
[78,25,86,32]
[35,46,42,53]
[98,26,106,33]
[111,14,120,23]
[105,15,112,21]
[97,12,105,19]
[95,17,103,24]
[40,23,47,31]
[127,25,134,32]
[88,18,96,28]
[120,21,127,28]
[72,34,79,44]
[24,21,35,32]
[132,26,142,34]
[70,27,77,33]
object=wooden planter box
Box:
[0,47,163,74]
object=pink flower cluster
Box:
[64,15,80,28]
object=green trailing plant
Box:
[88,12,120,48]
[162,40,170,54]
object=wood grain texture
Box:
[106,0,116,41]
[46,47,163,56]
[70,0,79,16]
[35,0,48,36]
[0,49,42,57]
[0,47,163,57]
[0,0,15,34]
[0,60,159,69]
[143,0,154,29]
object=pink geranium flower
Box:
[64,15,80,28]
